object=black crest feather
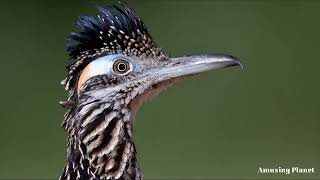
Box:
[63,2,167,91]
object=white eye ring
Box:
[112,59,132,75]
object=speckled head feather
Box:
[62,1,167,92]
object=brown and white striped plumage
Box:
[61,86,145,180]
[60,2,165,180]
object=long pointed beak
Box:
[85,54,241,102]
[148,54,242,83]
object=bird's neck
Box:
[62,105,143,180]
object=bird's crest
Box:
[62,1,167,91]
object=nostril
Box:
[172,61,182,66]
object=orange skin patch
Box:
[77,64,92,94]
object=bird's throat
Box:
[62,103,143,180]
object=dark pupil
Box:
[118,63,126,71]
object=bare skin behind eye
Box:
[77,64,92,94]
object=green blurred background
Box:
[0,0,319,179]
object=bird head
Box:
[60,2,241,180]
[62,2,241,116]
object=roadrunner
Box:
[60,2,241,180]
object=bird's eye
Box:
[113,59,131,75]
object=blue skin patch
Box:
[77,54,135,93]
[88,54,134,77]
